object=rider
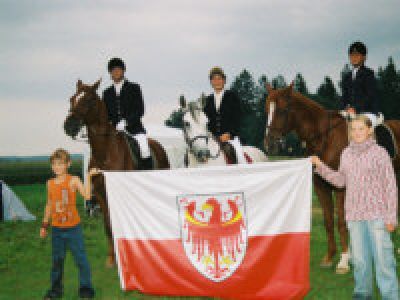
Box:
[341,41,380,125]
[341,41,395,156]
[103,57,152,170]
[203,66,247,163]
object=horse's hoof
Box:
[336,266,350,274]
[106,256,116,268]
[320,261,333,268]
[319,255,334,268]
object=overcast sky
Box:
[1,0,399,155]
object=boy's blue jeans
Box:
[50,224,93,291]
[348,219,399,300]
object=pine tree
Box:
[165,109,184,129]
[378,57,400,119]
[315,76,341,109]
[294,73,309,95]
[271,75,287,89]
[230,69,256,113]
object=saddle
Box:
[221,142,252,164]
[221,143,237,164]
[375,124,397,159]
[122,133,154,170]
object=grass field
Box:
[1,183,399,300]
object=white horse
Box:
[179,95,268,167]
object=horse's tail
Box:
[148,138,171,169]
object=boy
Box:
[40,148,99,299]
[203,66,246,163]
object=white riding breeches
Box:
[227,136,247,164]
[127,132,151,159]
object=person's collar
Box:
[113,78,125,86]
[213,88,225,97]
[349,137,375,153]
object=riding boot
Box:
[139,157,153,170]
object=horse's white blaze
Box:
[266,101,275,136]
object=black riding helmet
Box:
[348,41,367,56]
[108,57,126,72]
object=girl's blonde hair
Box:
[348,115,374,140]
[350,115,373,128]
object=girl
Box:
[311,115,398,300]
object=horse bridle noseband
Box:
[182,109,222,163]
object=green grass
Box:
[0,159,82,185]
[1,184,399,299]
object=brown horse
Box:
[64,79,170,267]
[264,83,400,273]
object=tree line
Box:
[165,57,400,155]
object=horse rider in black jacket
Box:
[203,67,246,163]
[341,41,396,156]
[103,58,153,169]
[341,41,380,125]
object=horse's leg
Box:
[93,176,115,267]
[314,175,336,267]
[335,189,350,274]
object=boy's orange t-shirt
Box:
[48,174,81,228]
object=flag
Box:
[103,158,312,299]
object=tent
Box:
[0,180,36,221]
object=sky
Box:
[1,0,399,155]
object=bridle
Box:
[265,94,293,152]
[265,94,345,157]
[266,96,292,136]
[67,91,113,142]
[182,108,222,164]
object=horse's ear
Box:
[93,78,102,90]
[179,95,186,109]
[199,93,206,109]
[288,81,294,93]
[77,79,83,91]
[266,83,273,93]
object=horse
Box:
[264,83,400,274]
[63,79,170,267]
[179,95,268,166]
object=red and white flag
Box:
[104,158,312,299]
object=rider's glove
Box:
[116,119,127,131]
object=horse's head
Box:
[64,79,102,139]
[265,82,295,154]
[180,94,211,162]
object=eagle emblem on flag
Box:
[177,192,247,282]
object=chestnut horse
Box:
[64,79,170,267]
[264,83,400,274]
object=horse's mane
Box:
[290,91,326,115]
[188,101,201,123]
